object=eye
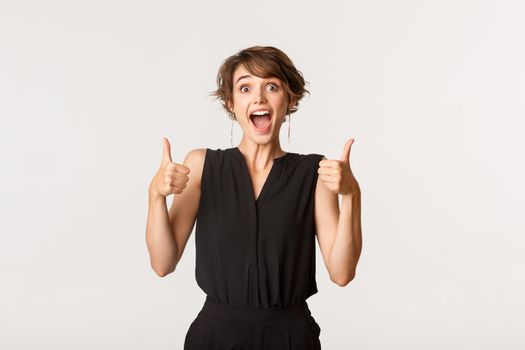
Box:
[267,83,279,91]
[239,83,279,93]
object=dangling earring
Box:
[230,117,234,148]
[287,111,291,145]
[230,119,233,147]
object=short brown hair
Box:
[209,46,310,120]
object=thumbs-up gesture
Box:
[318,138,360,196]
[149,137,191,198]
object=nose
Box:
[252,89,266,104]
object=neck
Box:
[236,138,286,168]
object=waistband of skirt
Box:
[199,295,312,324]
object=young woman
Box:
[146,46,362,349]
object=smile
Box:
[249,112,272,133]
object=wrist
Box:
[148,186,165,202]
[341,188,360,201]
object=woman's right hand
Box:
[149,137,190,198]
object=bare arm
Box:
[315,181,362,286]
[167,148,206,269]
[315,144,362,286]
[146,193,176,277]
[145,143,206,277]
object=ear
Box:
[227,99,234,113]
[288,95,297,113]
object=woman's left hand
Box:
[318,138,360,196]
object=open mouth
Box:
[249,110,272,132]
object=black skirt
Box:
[184,296,322,350]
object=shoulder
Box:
[303,153,326,166]
[182,148,208,187]
[184,148,207,164]
[303,152,325,159]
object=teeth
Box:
[251,110,270,116]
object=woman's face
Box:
[229,65,294,144]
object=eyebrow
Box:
[235,74,252,84]
[235,75,280,85]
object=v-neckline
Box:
[233,147,289,204]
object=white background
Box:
[1,0,524,349]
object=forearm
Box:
[329,190,362,285]
[145,190,179,276]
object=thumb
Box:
[339,138,355,164]
[162,137,173,163]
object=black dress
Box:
[184,146,324,350]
